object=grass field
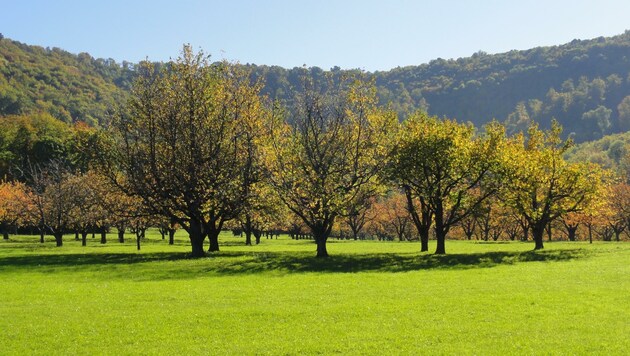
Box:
[0,231,628,355]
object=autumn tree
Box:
[389,113,504,254]
[22,160,78,246]
[112,46,270,257]
[372,191,413,242]
[0,181,31,239]
[500,121,602,249]
[603,182,630,241]
[343,188,378,241]
[266,76,396,257]
[238,181,287,245]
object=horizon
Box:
[3,29,629,73]
[2,0,630,71]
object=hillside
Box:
[565,131,630,171]
[1,32,630,142]
[0,38,132,125]
[250,31,630,142]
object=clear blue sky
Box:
[2,0,629,71]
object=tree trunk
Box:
[245,230,252,245]
[434,203,446,255]
[189,218,206,257]
[118,229,125,243]
[419,226,429,252]
[168,229,175,245]
[81,231,88,246]
[588,224,593,244]
[100,229,107,244]
[404,187,432,253]
[3,230,8,240]
[136,232,141,251]
[315,234,328,258]
[435,230,446,254]
[208,230,220,252]
[567,226,577,241]
[546,222,552,242]
[74,231,79,241]
[54,232,63,247]
[39,230,45,243]
[254,230,262,245]
[244,214,253,246]
[532,221,545,250]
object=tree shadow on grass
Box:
[210,249,590,275]
[0,248,590,280]
[0,251,243,268]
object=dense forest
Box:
[1,31,630,143]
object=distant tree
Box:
[343,188,378,241]
[373,191,413,242]
[582,105,612,138]
[23,160,77,246]
[0,181,31,239]
[617,96,630,130]
[237,181,287,245]
[604,182,630,241]
[266,76,396,257]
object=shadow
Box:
[209,249,590,275]
[0,250,245,268]
[0,248,590,280]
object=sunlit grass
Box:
[0,231,628,354]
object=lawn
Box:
[0,231,628,355]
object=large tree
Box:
[266,76,396,257]
[500,121,602,249]
[389,113,504,254]
[112,46,270,257]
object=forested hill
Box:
[0,37,132,126]
[249,31,630,142]
[2,31,630,142]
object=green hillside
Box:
[565,130,630,170]
[1,31,630,142]
[0,38,132,125]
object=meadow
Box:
[0,231,628,355]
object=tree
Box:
[500,121,602,249]
[388,113,504,254]
[343,188,378,241]
[0,181,31,239]
[617,96,630,131]
[581,105,612,138]
[266,76,396,257]
[561,212,581,241]
[402,185,432,251]
[372,191,413,242]
[112,46,270,257]
[603,182,630,241]
[237,181,287,245]
[23,160,77,246]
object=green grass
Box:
[0,231,628,355]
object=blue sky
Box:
[2,0,629,71]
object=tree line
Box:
[1,46,627,258]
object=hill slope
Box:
[1,32,630,142]
[0,38,132,125]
